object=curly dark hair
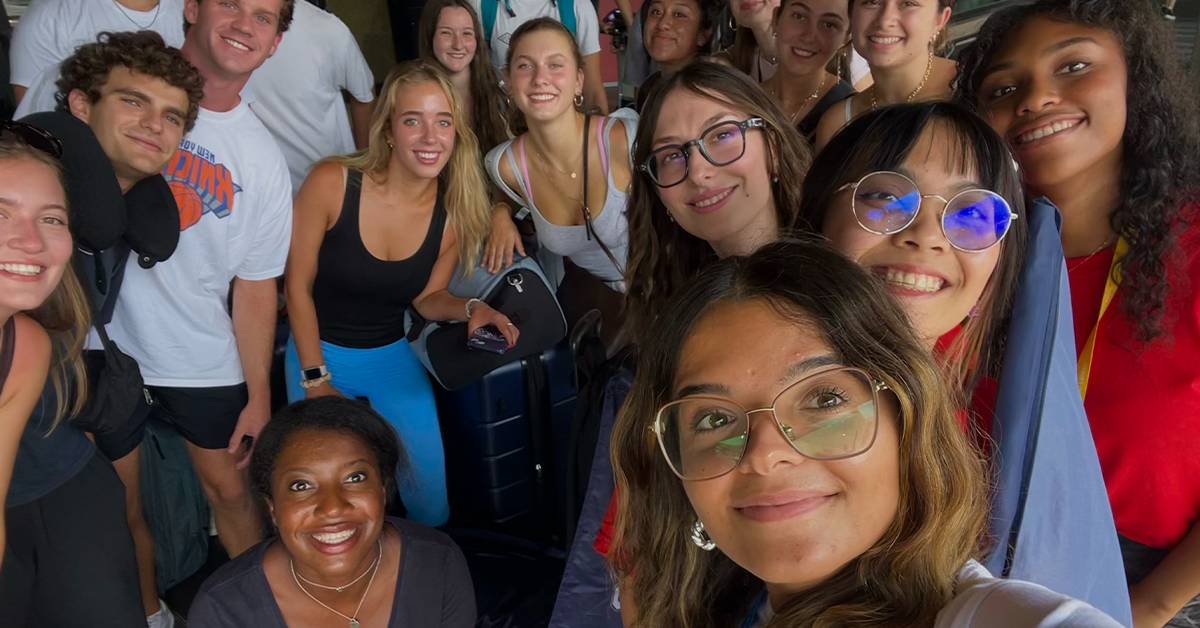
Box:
[955,0,1200,341]
[250,397,410,506]
[54,31,205,133]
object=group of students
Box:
[0,0,1198,627]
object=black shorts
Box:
[0,452,144,627]
[150,384,250,450]
[96,383,249,456]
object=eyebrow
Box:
[891,167,985,195]
[653,111,741,146]
[675,382,734,398]
[983,36,1099,76]
[282,459,372,474]
[0,197,67,212]
[779,354,843,385]
[398,110,454,117]
[114,86,189,119]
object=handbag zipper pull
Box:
[507,274,524,293]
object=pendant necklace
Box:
[772,74,827,125]
[291,540,383,628]
[110,0,162,29]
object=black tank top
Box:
[0,317,13,391]
[311,169,447,349]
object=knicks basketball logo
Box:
[162,140,242,230]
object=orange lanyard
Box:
[1077,238,1128,402]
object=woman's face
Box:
[388,80,456,180]
[0,156,72,316]
[268,429,388,584]
[852,0,951,71]
[974,17,1127,193]
[432,6,478,75]
[650,88,779,256]
[775,0,851,76]
[820,124,1003,342]
[731,0,782,33]
[676,300,901,592]
[644,0,710,70]
[505,29,585,122]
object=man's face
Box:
[69,67,191,191]
[183,0,285,80]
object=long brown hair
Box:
[797,102,1027,405]
[417,0,511,153]
[609,238,989,628]
[624,62,812,344]
[1,140,90,429]
[327,60,492,272]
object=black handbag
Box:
[407,256,567,390]
[73,303,146,434]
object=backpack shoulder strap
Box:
[557,0,576,36]
[483,0,498,44]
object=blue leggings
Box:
[285,335,449,526]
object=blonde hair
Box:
[610,239,989,628]
[329,60,492,272]
[0,140,90,429]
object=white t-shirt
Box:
[246,0,375,196]
[9,0,186,89]
[469,0,601,70]
[749,561,1123,628]
[11,61,62,118]
[105,101,293,387]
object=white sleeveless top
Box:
[747,561,1124,628]
[485,109,638,291]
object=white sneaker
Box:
[147,598,175,628]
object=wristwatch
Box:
[300,365,331,389]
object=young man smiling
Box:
[104,0,295,569]
[54,30,204,628]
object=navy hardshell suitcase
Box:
[436,342,578,547]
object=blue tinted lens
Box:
[944,192,1011,251]
[856,174,920,233]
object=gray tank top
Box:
[485,110,638,290]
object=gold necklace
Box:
[773,74,827,125]
[530,150,585,204]
[870,51,933,110]
[290,540,383,628]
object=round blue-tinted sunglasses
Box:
[837,171,1017,252]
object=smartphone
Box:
[467,324,509,355]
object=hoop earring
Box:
[574,93,584,107]
[690,520,716,551]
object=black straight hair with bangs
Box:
[797,101,1027,403]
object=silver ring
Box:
[506,322,514,326]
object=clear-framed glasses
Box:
[837,171,1018,252]
[652,367,889,481]
[641,117,767,188]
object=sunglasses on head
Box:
[0,120,64,160]
[837,171,1017,252]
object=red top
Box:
[1067,217,1200,550]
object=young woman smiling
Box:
[485,18,636,340]
[418,0,510,153]
[285,61,514,528]
[633,0,718,112]
[799,102,1025,402]
[813,0,956,149]
[624,62,811,342]
[765,0,856,141]
[609,239,1123,628]
[957,2,1200,626]
[190,397,475,627]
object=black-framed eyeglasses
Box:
[837,171,1018,253]
[651,366,889,481]
[0,120,64,160]
[640,117,766,188]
